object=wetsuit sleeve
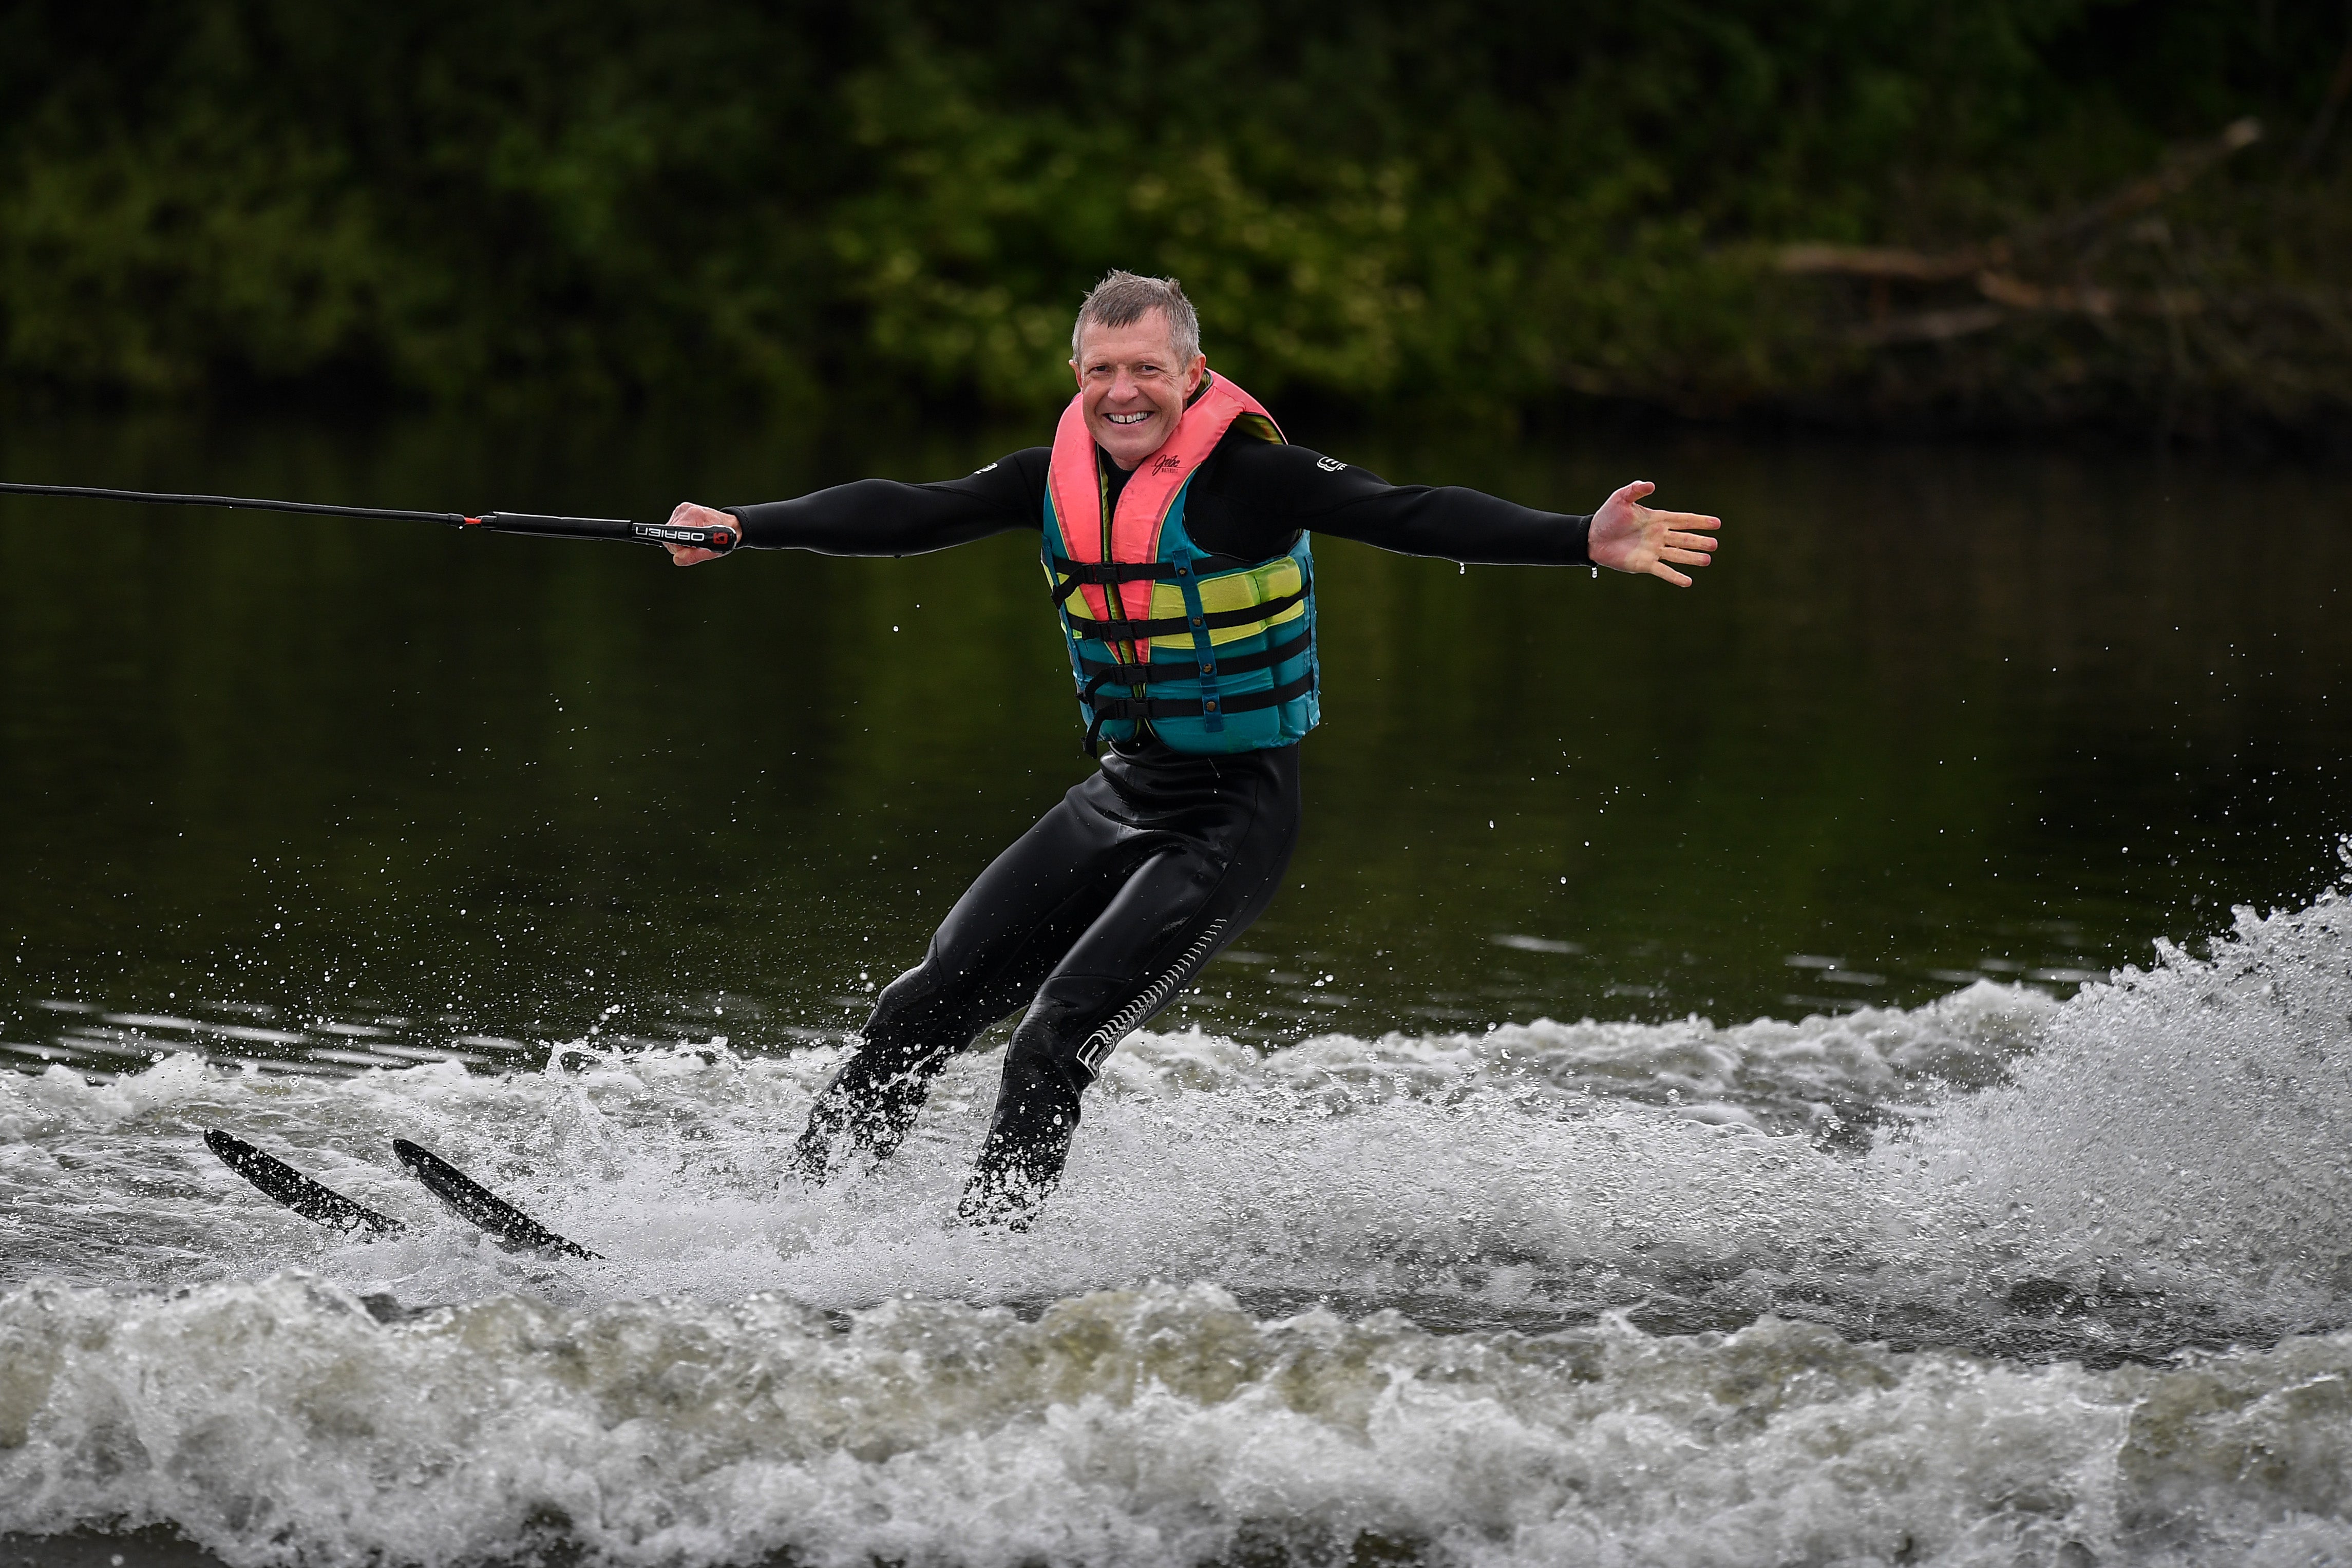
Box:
[1196,439,1591,566]
[725,448,1048,556]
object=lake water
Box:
[2,413,2350,1565]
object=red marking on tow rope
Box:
[461,516,484,527]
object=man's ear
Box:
[1070,359,1084,389]
[1186,355,1207,395]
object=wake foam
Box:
[4,890,2349,1351]
[0,980,2076,1352]
[7,877,2352,1562]
[1887,886,2352,1313]
[5,1276,2352,1567]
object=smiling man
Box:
[666,270,1720,1226]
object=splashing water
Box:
[4,885,2352,1564]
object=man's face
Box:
[1071,311,1205,470]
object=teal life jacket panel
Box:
[1041,373,1320,755]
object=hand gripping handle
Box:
[629,517,739,553]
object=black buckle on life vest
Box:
[1075,627,1316,754]
[1079,670,1317,755]
[1047,556,1188,608]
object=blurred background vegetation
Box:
[2,0,2348,444]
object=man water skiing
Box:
[664,272,1721,1226]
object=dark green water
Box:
[3,414,2347,1073]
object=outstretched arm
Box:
[660,449,1049,566]
[1197,441,1595,564]
[1586,480,1720,587]
[1196,441,1720,577]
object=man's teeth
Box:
[1106,412,1150,425]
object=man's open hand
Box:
[1588,481,1720,587]
[663,501,736,565]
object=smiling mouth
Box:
[1105,411,1152,426]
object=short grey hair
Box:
[1070,270,1201,367]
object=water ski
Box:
[390,1138,601,1260]
[203,1129,406,1238]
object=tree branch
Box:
[1779,119,2261,281]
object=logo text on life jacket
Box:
[1316,456,1346,472]
[1151,454,1184,474]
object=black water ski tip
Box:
[391,1138,601,1260]
[203,1129,405,1238]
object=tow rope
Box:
[0,480,738,553]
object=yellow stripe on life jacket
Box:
[1144,556,1307,652]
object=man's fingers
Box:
[1648,561,1694,588]
[1650,511,1720,530]
[1659,547,1711,567]
[1662,531,1718,552]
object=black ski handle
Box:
[463,511,738,554]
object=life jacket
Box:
[1043,372,1320,755]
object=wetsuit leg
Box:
[792,740,1299,1218]
[789,796,1139,1181]
[958,761,1299,1226]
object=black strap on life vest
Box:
[1046,552,1264,607]
[1076,624,1312,697]
[1076,623,1315,755]
[1047,556,1185,607]
[1081,668,1318,756]
[1060,585,1307,645]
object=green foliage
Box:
[0,0,2345,432]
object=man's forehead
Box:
[1074,312,1180,362]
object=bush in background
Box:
[1,0,2345,440]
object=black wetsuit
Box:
[732,426,1591,1224]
